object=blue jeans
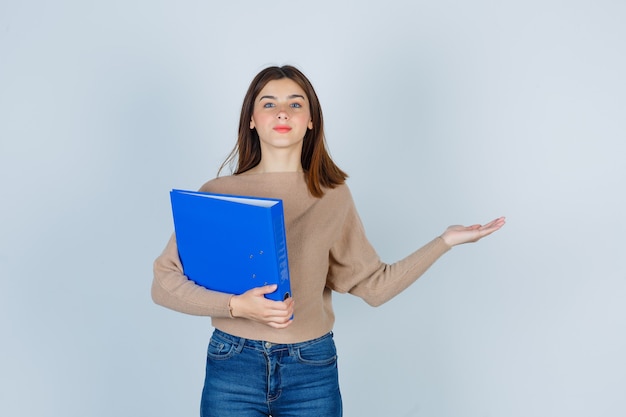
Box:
[200,329,342,417]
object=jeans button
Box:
[264,342,272,349]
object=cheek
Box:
[251,112,269,127]
[296,112,312,125]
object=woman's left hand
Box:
[440,216,506,247]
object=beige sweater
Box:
[152,172,450,343]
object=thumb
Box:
[253,284,278,295]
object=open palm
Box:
[441,217,506,247]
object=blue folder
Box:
[170,189,292,302]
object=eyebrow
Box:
[258,94,306,101]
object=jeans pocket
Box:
[207,335,237,360]
[295,336,338,366]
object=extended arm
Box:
[327,194,505,307]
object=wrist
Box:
[228,295,236,318]
[440,233,453,247]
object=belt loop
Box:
[287,343,297,356]
[232,334,246,354]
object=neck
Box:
[249,160,303,174]
[250,146,303,173]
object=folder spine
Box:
[271,201,291,300]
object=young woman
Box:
[152,65,505,417]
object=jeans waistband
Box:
[212,328,334,354]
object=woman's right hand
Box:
[228,284,294,329]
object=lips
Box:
[273,126,292,133]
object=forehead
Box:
[256,78,308,100]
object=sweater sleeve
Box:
[326,195,451,307]
[151,233,233,317]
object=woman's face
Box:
[250,78,313,154]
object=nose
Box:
[276,104,289,120]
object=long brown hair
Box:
[218,65,347,197]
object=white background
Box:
[1,1,624,416]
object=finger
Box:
[479,223,503,237]
[488,216,506,226]
[251,284,278,296]
[267,299,295,318]
[261,300,293,315]
[264,315,292,325]
[263,306,291,317]
[484,217,506,230]
[264,311,294,324]
[267,320,293,329]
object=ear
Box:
[308,119,313,130]
[250,118,255,129]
